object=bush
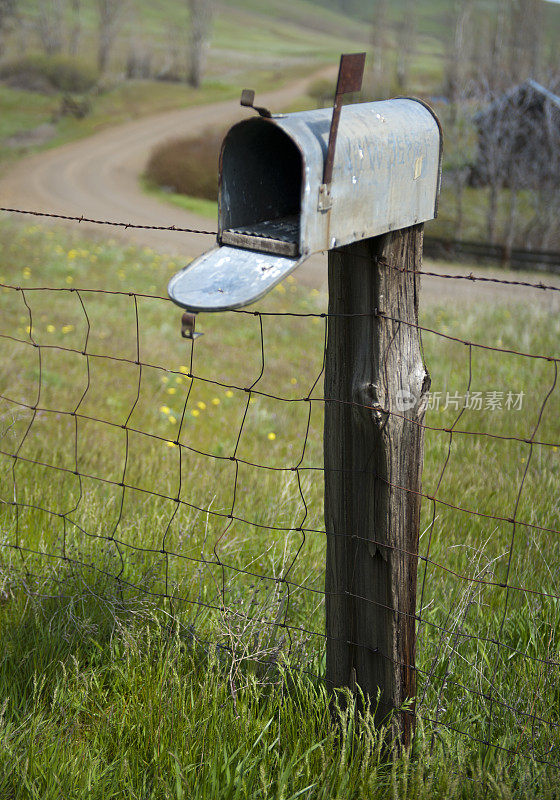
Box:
[0,54,99,94]
[307,77,335,108]
[145,128,225,200]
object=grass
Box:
[0,219,559,796]
[143,179,219,220]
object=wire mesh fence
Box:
[0,209,559,780]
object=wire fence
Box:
[0,207,559,779]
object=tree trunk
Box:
[487,183,499,243]
[188,0,212,89]
[69,0,81,57]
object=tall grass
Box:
[0,220,559,796]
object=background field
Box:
[0,220,559,797]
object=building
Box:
[471,80,560,188]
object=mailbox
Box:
[168,78,442,313]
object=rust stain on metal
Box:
[181,312,203,340]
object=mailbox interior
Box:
[219,118,304,258]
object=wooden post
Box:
[324,224,430,746]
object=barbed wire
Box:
[0,206,216,235]
[2,204,560,292]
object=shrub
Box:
[307,77,335,108]
[0,54,99,94]
[145,128,225,200]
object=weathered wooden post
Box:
[324,227,429,745]
[166,54,442,745]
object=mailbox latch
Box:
[240,88,272,118]
[318,183,333,212]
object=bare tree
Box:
[446,0,473,108]
[508,0,542,82]
[96,0,125,74]
[188,0,213,89]
[68,0,81,57]
[37,0,64,55]
[395,0,415,92]
[370,0,388,97]
[0,0,17,58]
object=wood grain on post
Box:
[324,224,430,746]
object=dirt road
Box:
[1,69,558,306]
[0,70,334,283]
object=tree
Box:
[37,0,64,55]
[96,0,125,74]
[187,0,213,89]
[0,0,17,58]
[395,0,415,92]
[370,0,388,97]
[68,0,81,57]
[446,0,473,108]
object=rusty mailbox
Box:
[168,56,442,313]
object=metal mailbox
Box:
[168,90,442,313]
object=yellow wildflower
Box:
[191,409,200,418]
[225,390,234,398]
[211,397,220,406]
[66,276,73,284]
[197,401,206,410]
[179,366,189,374]
[166,441,177,448]
[46,325,55,333]
[168,416,177,425]
[61,325,74,334]
[160,405,170,415]
[267,432,276,441]
[167,387,176,395]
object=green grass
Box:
[0,220,559,796]
[143,179,219,220]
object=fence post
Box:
[324,224,430,746]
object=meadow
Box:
[0,218,559,797]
